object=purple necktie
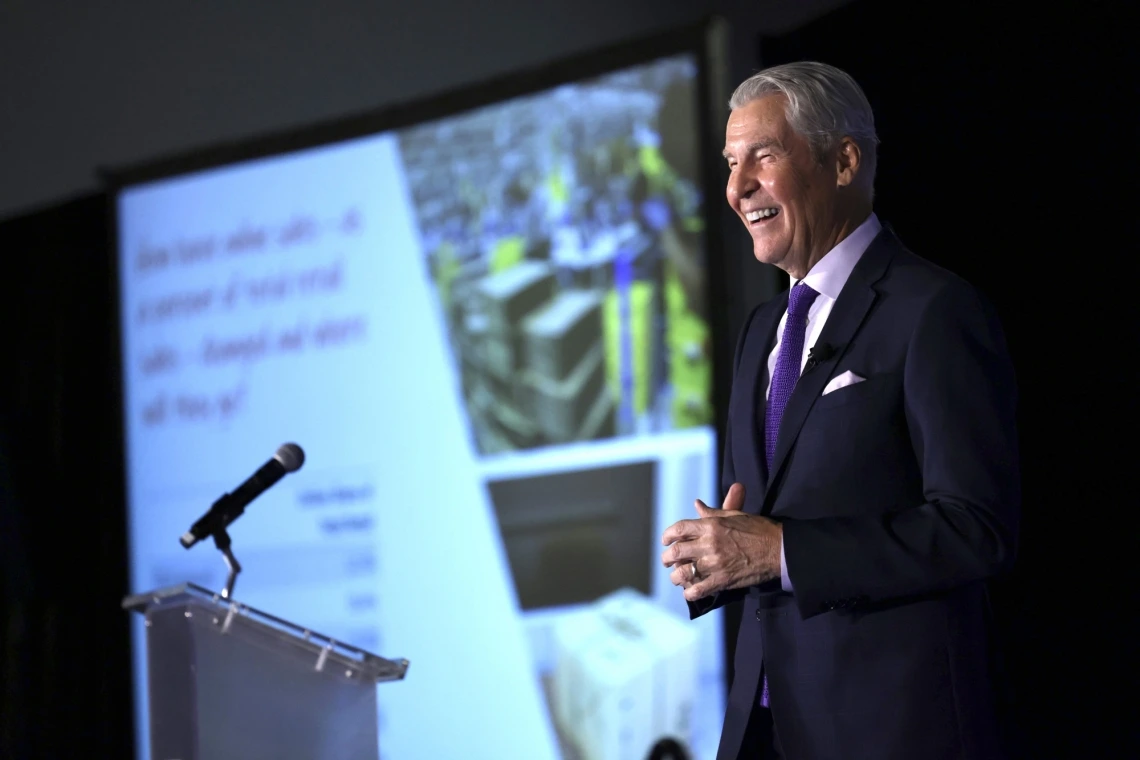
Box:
[760,282,819,708]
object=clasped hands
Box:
[660,483,783,602]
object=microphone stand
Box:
[211,526,243,600]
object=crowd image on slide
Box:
[398,56,713,457]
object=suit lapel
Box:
[738,294,784,510]
[761,230,899,512]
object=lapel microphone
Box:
[804,343,837,373]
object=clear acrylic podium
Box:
[124,583,408,760]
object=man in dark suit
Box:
[661,62,1019,759]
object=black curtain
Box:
[0,194,133,759]
[759,2,1131,758]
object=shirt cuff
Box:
[780,534,793,592]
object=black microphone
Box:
[179,443,305,549]
[804,343,837,373]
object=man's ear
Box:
[835,136,862,188]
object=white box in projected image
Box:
[551,588,698,760]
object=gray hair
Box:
[729,61,879,193]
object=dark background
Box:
[1,1,1132,758]
[757,2,1132,757]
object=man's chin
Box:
[751,242,787,267]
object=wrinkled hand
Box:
[660,483,783,602]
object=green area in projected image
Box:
[399,55,713,456]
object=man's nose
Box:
[726,170,757,203]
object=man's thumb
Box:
[722,483,746,511]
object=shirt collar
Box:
[798,213,882,300]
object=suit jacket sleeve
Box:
[782,280,1020,620]
[687,304,763,619]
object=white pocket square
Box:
[822,370,865,396]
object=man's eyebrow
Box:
[722,138,782,159]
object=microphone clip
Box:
[804,343,837,374]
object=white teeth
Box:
[745,208,778,221]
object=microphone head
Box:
[274,443,305,473]
[810,343,836,360]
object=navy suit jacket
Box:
[692,228,1020,760]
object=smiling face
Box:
[723,94,867,279]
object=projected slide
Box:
[119,53,722,760]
